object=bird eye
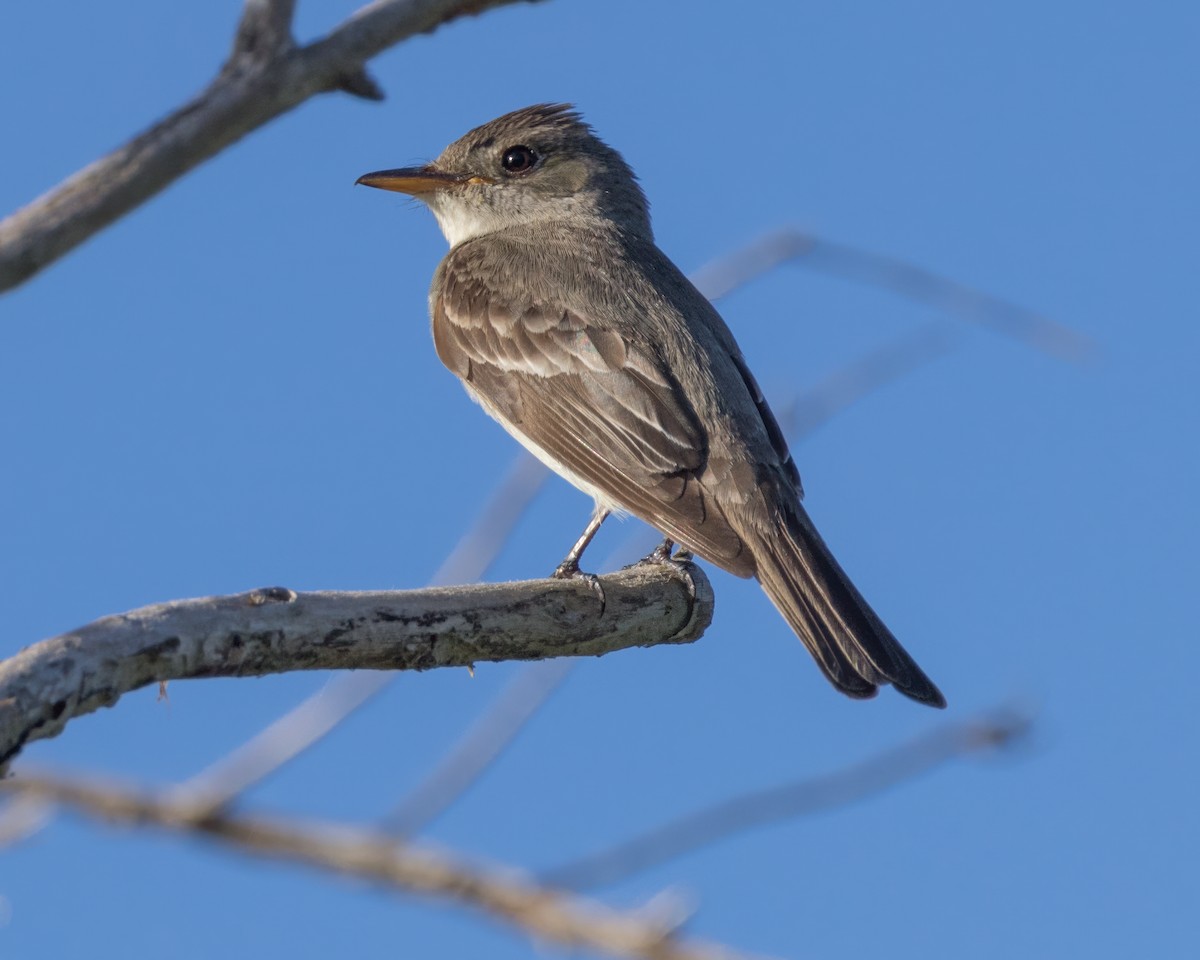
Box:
[501,145,539,174]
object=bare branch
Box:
[540,707,1033,891]
[776,323,959,439]
[804,234,1095,362]
[430,452,550,586]
[687,229,1094,362]
[0,565,712,766]
[685,232,818,302]
[385,657,574,835]
[168,670,395,812]
[0,0,541,293]
[1,770,768,960]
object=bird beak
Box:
[355,165,492,195]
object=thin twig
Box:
[1,770,769,960]
[540,707,1033,891]
[0,0,541,292]
[383,658,574,835]
[428,452,550,585]
[687,229,1094,362]
[0,566,712,767]
[776,322,958,438]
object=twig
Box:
[0,0,541,293]
[540,707,1033,891]
[0,565,713,766]
[428,452,550,586]
[776,322,958,437]
[687,229,1095,362]
[807,235,1095,361]
[383,638,574,836]
[1,770,768,960]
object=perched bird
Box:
[358,104,945,706]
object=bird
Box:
[357,103,945,707]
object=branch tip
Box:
[0,567,713,764]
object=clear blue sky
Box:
[2,2,1197,957]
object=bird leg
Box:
[553,507,610,611]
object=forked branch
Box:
[0,0,542,292]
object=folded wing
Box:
[434,257,755,576]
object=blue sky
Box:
[2,2,1197,957]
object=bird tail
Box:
[751,505,946,707]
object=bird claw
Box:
[645,540,675,564]
[626,540,698,600]
[626,538,674,568]
[669,556,698,601]
[553,557,607,614]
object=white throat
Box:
[427,196,504,247]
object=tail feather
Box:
[751,505,946,708]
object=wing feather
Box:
[433,263,754,574]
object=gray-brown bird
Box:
[358,104,945,706]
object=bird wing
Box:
[433,251,755,575]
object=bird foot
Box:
[626,540,698,599]
[552,557,607,614]
[626,537,675,568]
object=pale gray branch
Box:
[0,565,712,766]
[541,706,1033,891]
[1,770,766,960]
[385,651,574,835]
[0,0,541,293]
[232,0,298,63]
[687,229,1094,362]
[776,323,958,438]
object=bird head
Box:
[356,103,651,246]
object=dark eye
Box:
[501,145,539,174]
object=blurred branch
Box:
[171,451,549,814]
[0,795,53,846]
[541,707,1033,891]
[0,565,712,767]
[775,322,958,438]
[385,648,574,835]
[0,0,542,293]
[428,452,550,585]
[688,229,1095,362]
[1,771,767,960]
[233,0,298,62]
